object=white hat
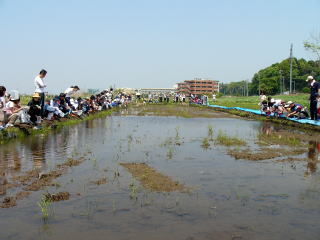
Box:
[270,98,275,103]
[284,101,293,108]
[10,90,20,101]
[306,76,314,82]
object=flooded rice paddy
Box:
[1,105,320,240]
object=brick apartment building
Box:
[177,78,219,96]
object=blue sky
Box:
[0,0,319,93]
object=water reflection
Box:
[260,122,320,174]
[306,140,320,175]
[0,118,112,192]
[29,136,47,169]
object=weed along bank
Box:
[1,103,320,240]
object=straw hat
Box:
[32,92,40,98]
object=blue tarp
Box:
[208,104,320,127]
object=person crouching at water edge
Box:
[286,101,309,119]
[64,85,80,110]
[306,75,320,121]
[27,92,42,125]
[5,91,30,127]
[34,69,47,118]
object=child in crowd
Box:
[57,93,71,114]
[5,91,25,127]
[27,92,42,125]
[47,97,65,120]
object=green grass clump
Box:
[38,194,52,219]
[215,130,246,146]
[201,138,210,149]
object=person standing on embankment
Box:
[306,75,320,121]
[34,69,47,117]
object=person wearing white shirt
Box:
[64,86,80,109]
[34,69,47,117]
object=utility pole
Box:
[279,70,282,94]
[246,79,249,97]
[289,43,293,94]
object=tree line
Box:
[220,58,320,96]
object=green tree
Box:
[223,58,320,96]
[304,33,320,64]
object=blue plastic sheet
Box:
[208,104,320,126]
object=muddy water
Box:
[0,106,320,240]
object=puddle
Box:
[0,105,320,240]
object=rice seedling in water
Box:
[167,148,173,159]
[141,191,152,206]
[208,125,214,140]
[144,151,150,160]
[91,157,98,170]
[175,126,180,141]
[127,134,133,144]
[112,200,117,213]
[160,137,173,147]
[215,130,246,146]
[129,180,138,200]
[38,194,52,220]
[114,168,120,178]
[201,138,210,149]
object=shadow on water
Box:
[0,105,320,240]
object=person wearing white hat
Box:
[306,75,320,120]
[4,91,23,127]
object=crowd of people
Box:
[259,75,320,120]
[137,92,210,105]
[259,96,309,119]
[136,92,187,103]
[0,69,132,130]
[1,70,319,130]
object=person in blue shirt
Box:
[287,101,309,119]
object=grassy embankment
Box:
[205,93,320,131]
[0,108,117,145]
[209,93,309,110]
